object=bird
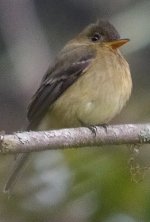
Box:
[4,20,132,192]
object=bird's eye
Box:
[91,32,102,42]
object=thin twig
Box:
[0,124,150,154]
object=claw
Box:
[78,118,97,136]
[99,123,108,133]
[87,125,97,136]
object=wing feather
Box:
[27,46,95,129]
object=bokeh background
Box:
[0,0,150,221]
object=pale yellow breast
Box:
[38,46,132,130]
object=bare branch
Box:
[0,124,150,154]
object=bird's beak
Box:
[107,38,130,49]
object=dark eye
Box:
[91,32,102,42]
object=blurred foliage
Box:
[0,0,150,222]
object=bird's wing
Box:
[27,45,95,130]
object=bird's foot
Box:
[97,123,108,133]
[87,125,97,136]
[78,119,97,136]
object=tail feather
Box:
[3,153,30,193]
[4,123,34,193]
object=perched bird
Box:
[4,20,132,192]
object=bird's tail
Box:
[3,121,36,193]
[3,153,30,193]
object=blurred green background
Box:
[0,0,150,221]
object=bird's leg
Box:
[97,123,108,133]
[77,118,97,136]
[77,117,108,135]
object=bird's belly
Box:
[76,95,123,125]
[74,80,128,125]
[39,77,130,131]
